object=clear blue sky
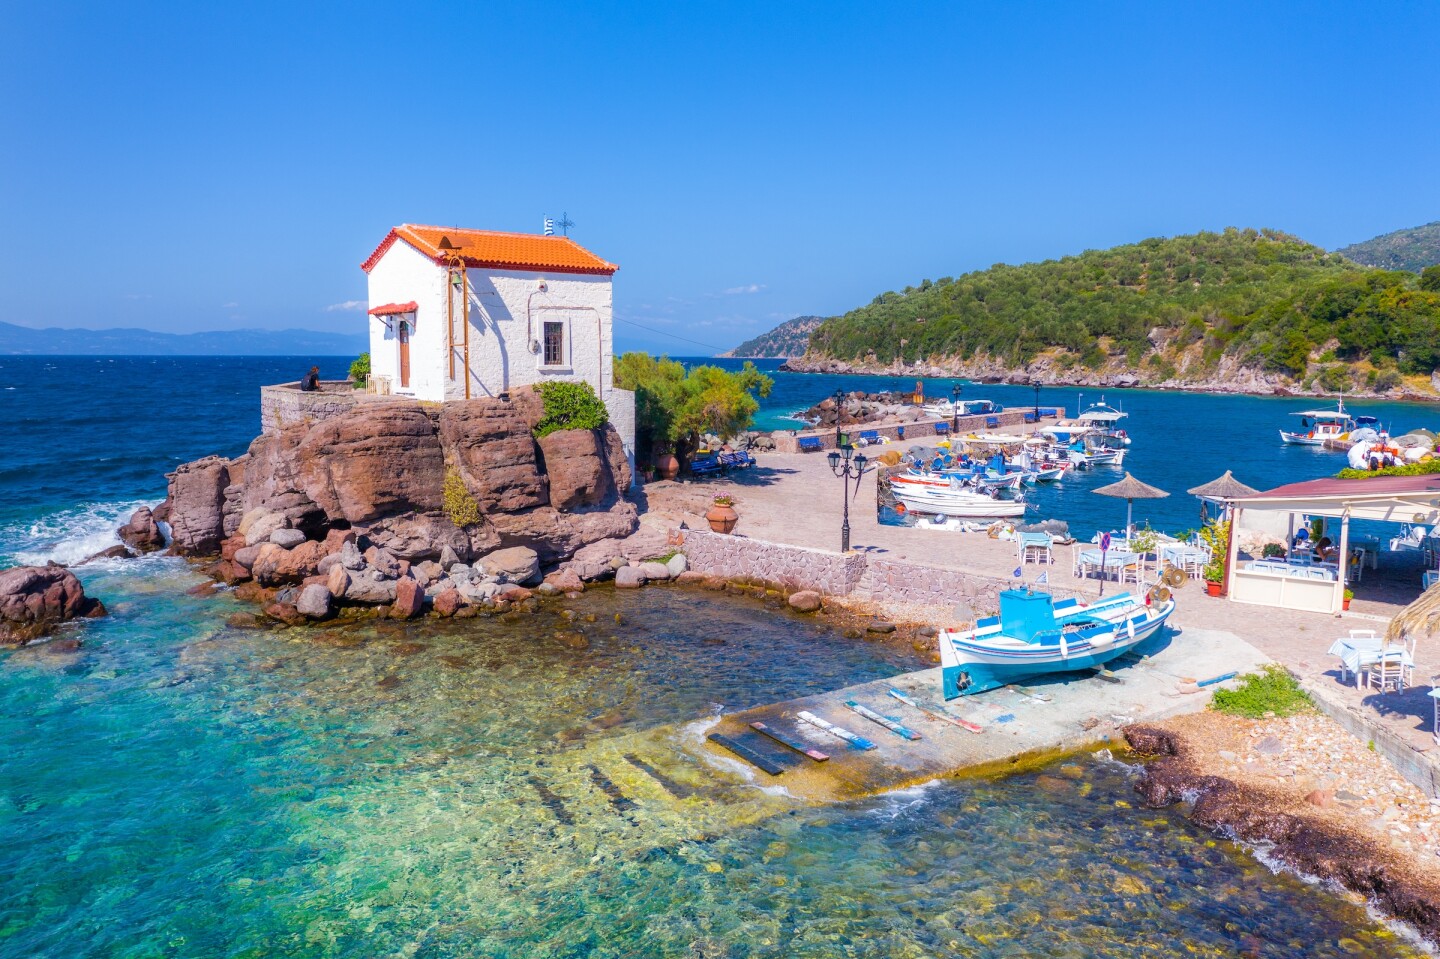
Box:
[3,2,1437,354]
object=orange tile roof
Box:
[361,224,618,275]
[368,301,418,316]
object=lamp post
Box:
[1033,381,1041,419]
[827,444,869,553]
[832,388,846,448]
[950,382,963,432]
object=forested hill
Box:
[797,228,1440,397]
[722,316,824,357]
[1336,221,1440,273]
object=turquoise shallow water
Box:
[0,560,1428,958]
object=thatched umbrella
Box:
[1187,470,1259,522]
[1386,582,1440,643]
[1092,472,1170,539]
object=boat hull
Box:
[1279,430,1326,446]
[894,487,1026,518]
[939,599,1174,698]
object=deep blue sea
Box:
[0,355,1432,958]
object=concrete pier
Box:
[697,626,1270,802]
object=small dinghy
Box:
[938,588,1174,698]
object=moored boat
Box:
[1280,401,1355,446]
[938,589,1174,698]
[892,482,1027,518]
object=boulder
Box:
[248,543,288,585]
[392,578,425,619]
[486,502,639,563]
[457,580,501,605]
[220,533,247,562]
[338,540,365,571]
[244,512,288,547]
[537,428,611,511]
[362,547,402,578]
[412,561,444,586]
[236,507,271,538]
[480,546,541,585]
[0,564,105,644]
[325,564,351,599]
[544,568,585,593]
[316,553,342,576]
[638,561,671,581]
[251,541,327,586]
[345,570,399,605]
[117,506,166,553]
[295,402,446,524]
[438,399,548,512]
[359,511,492,562]
[166,455,232,554]
[233,545,262,570]
[665,553,688,578]
[439,544,461,568]
[788,590,822,613]
[615,566,646,589]
[296,583,334,620]
[81,545,133,565]
[269,528,307,548]
[433,588,464,617]
[262,601,306,627]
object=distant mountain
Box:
[0,321,368,356]
[1335,221,1440,273]
[722,316,826,357]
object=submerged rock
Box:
[117,506,166,552]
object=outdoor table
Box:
[1160,545,1207,574]
[1078,549,1137,581]
[1326,636,1413,688]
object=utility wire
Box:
[613,316,732,354]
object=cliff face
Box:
[164,391,636,566]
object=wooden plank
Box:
[527,776,574,825]
[708,733,788,776]
[845,700,922,741]
[623,753,697,799]
[749,721,829,761]
[586,764,637,812]
[796,710,876,750]
[887,689,983,734]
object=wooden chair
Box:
[1018,532,1053,566]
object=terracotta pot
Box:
[657,453,680,481]
[1343,598,1352,611]
[705,504,739,534]
[1205,581,1222,598]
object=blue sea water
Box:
[0,355,1433,957]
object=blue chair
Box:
[798,436,823,452]
[690,455,723,477]
[859,429,881,444]
[933,422,950,435]
[985,416,1000,429]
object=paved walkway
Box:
[643,453,1440,783]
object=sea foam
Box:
[2,499,159,567]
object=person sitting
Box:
[300,366,320,392]
[1314,536,1335,562]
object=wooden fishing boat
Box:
[938,589,1174,698]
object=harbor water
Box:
[0,355,1434,956]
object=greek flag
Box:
[1037,571,1049,585]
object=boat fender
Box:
[894,503,907,514]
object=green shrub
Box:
[349,352,371,385]
[443,468,481,528]
[533,381,609,439]
[1261,543,1286,558]
[1374,368,1402,392]
[1199,519,1230,582]
[1210,665,1315,718]
[1335,458,1440,479]
[1317,364,1352,393]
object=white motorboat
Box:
[893,482,1027,518]
[1280,401,1355,446]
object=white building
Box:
[361,224,634,465]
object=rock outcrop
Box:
[0,563,106,645]
[151,389,636,619]
[117,506,166,553]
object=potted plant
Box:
[1198,518,1230,597]
[705,494,739,534]
[1343,587,1354,611]
[1262,543,1287,559]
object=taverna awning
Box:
[1231,474,1440,524]
[1187,470,1259,503]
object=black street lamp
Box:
[950,382,963,432]
[832,388,846,448]
[1033,381,1041,418]
[827,444,869,553]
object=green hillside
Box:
[1336,221,1440,273]
[804,228,1440,390]
[723,315,824,357]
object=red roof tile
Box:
[1242,475,1440,500]
[361,225,617,275]
[368,301,418,316]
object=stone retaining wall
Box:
[680,529,866,596]
[260,382,362,435]
[680,528,1076,616]
[772,409,1047,454]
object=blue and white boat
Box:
[938,589,1175,698]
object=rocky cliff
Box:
[163,390,636,569]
